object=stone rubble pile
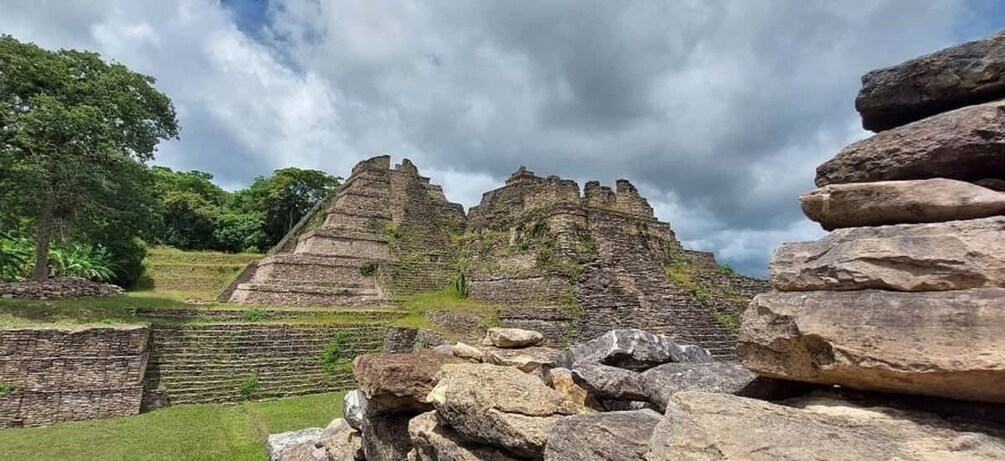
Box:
[268,31,1005,461]
[0,276,124,300]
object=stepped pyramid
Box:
[228,155,466,306]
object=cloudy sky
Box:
[2,1,1003,275]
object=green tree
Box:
[231,168,341,249]
[0,35,179,281]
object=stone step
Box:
[229,283,387,307]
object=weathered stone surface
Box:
[771,217,1005,292]
[639,362,803,412]
[353,351,458,415]
[362,414,413,461]
[545,410,662,461]
[451,342,485,362]
[343,390,367,431]
[432,344,454,357]
[739,288,1005,403]
[816,99,1005,187]
[547,368,596,409]
[267,428,324,461]
[483,345,561,373]
[319,418,364,461]
[428,363,590,458]
[600,400,656,412]
[800,179,1005,230]
[856,29,1005,131]
[557,329,712,371]
[408,411,519,461]
[570,363,647,401]
[482,327,545,348]
[277,443,328,461]
[648,391,1005,461]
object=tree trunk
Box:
[33,192,54,282]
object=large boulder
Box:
[361,414,413,461]
[318,418,364,461]
[800,178,1005,230]
[267,428,324,461]
[771,216,1005,292]
[570,363,647,401]
[816,99,1005,187]
[641,362,803,412]
[544,410,663,461]
[482,327,544,348]
[427,363,590,458]
[482,345,561,373]
[408,411,519,461]
[556,329,711,371]
[352,351,458,415]
[648,391,1005,460]
[342,390,367,431]
[739,288,1005,403]
[856,29,1005,131]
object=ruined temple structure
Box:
[226,156,767,359]
[227,155,466,306]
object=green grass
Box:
[0,392,345,461]
[391,287,501,331]
[139,247,262,300]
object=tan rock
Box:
[427,363,590,458]
[408,411,519,461]
[738,288,1005,403]
[545,410,663,461]
[481,327,544,348]
[318,418,363,461]
[771,217,1005,291]
[451,342,485,362]
[547,368,596,409]
[647,391,1005,460]
[352,351,459,415]
[482,345,561,373]
[815,99,1005,187]
[800,179,1005,230]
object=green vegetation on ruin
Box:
[0,392,347,461]
[138,246,262,300]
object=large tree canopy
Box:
[0,35,179,281]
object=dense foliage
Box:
[0,36,341,287]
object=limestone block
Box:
[738,288,1005,403]
[546,368,597,409]
[556,329,712,372]
[481,327,545,348]
[267,428,324,461]
[816,99,1005,187]
[408,411,519,461]
[482,345,561,374]
[451,342,485,362]
[362,414,413,461]
[318,418,363,461]
[352,352,459,415]
[544,410,662,461]
[570,363,647,401]
[800,179,1005,229]
[856,29,1005,131]
[342,390,367,431]
[772,216,1005,291]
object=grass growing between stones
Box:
[138,246,262,301]
[0,391,346,461]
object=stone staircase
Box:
[144,323,389,406]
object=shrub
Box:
[321,331,353,373]
[449,273,469,298]
[0,233,33,282]
[242,307,272,322]
[717,263,737,276]
[359,261,379,277]
[49,244,117,282]
[238,376,259,400]
[715,312,739,334]
[0,381,13,394]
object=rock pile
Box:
[0,276,123,300]
[740,28,1005,405]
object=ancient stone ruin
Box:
[225,156,767,360]
[268,29,1005,461]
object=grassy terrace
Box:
[0,392,346,461]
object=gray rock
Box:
[570,363,647,401]
[771,216,1005,292]
[856,29,1005,131]
[544,410,663,461]
[817,99,1005,186]
[432,344,455,357]
[319,418,363,461]
[482,345,561,373]
[556,329,711,372]
[428,363,591,458]
[648,391,1005,460]
[482,327,545,348]
[408,411,519,461]
[800,178,1005,230]
[640,362,802,412]
[342,390,367,431]
[599,400,656,412]
[739,288,1005,403]
[267,428,324,461]
[362,414,413,461]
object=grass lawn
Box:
[0,392,346,461]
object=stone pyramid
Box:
[228,155,466,306]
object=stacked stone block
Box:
[739,30,1005,403]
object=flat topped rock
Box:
[408,411,519,461]
[856,29,1005,131]
[771,216,1005,292]
[352,351,459,415]
[544,410,663,461]
[556,329,712,371]
[481,327,544,348]
[739,288,1005,403]
[816,99,1005,187]
[801,178,1005,230]
[570,363,647,401]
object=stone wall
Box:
[0,326,149,428]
